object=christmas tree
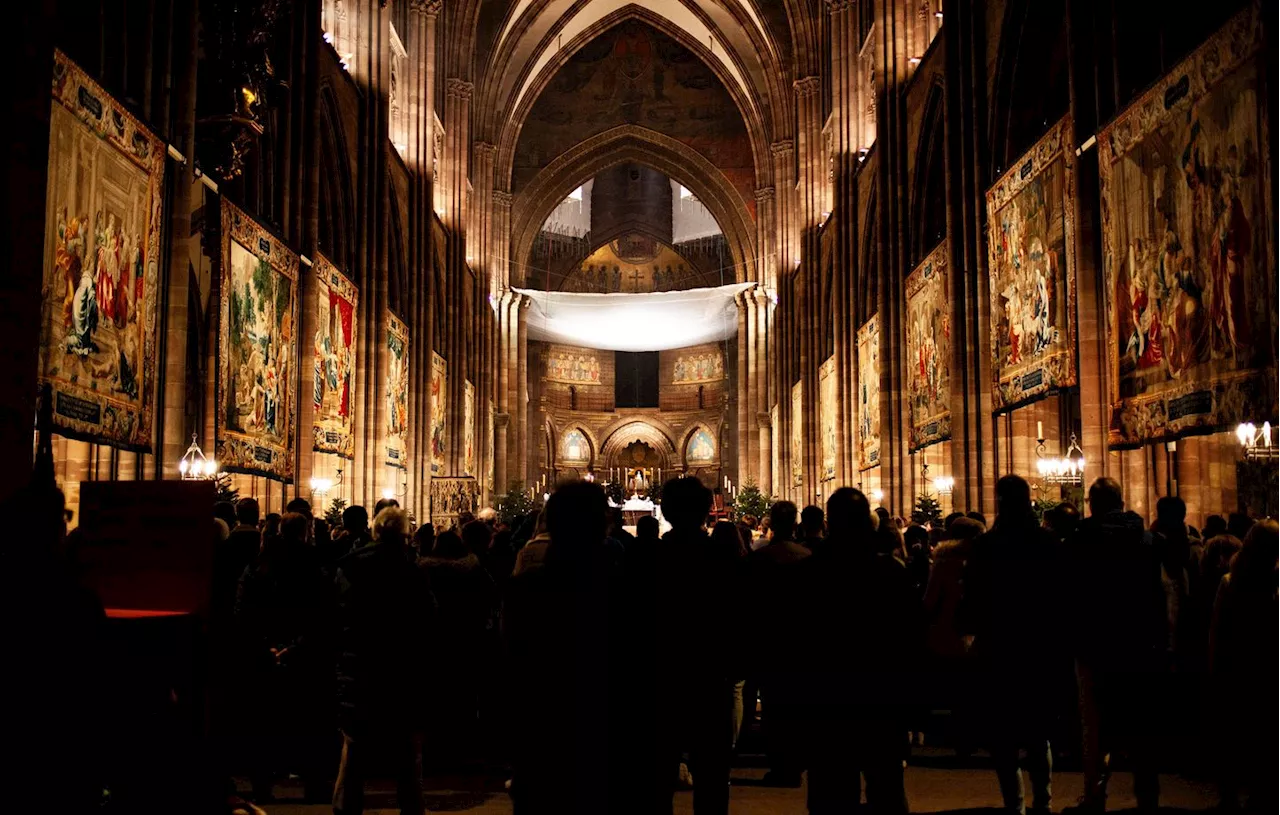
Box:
[731,478,773,521]
[912,491,942,527]
[324,497,348,528]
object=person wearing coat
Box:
[332,506,435,815]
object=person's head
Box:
[313,517,330,545]
[372,506,410,544]
[529,509,550,540]
[636,515,660,541]
[213,501,237,529]
[462,520,493,557]
[994,474,1033,525]
[1230,519,1278,588]
[262,513,282,538]
[874,506,892,531]
[741,513,758,531]
[609,506,627,535]
[343,505,369,533]
[286,497,312,518]
[477,507,498,526]
[1155,495,1187,534]
[943,511,964,532]
[231,497,258,527]
[903,524,930,553]
[711,520,747,557]
[457,511,476,530]
[965,510,987,527]
[1203,514,1227,540]
[661,477,713,532]
[800,505,825,539]
[1227,511,1255,541]
[769,501,799,542]
[826,488,876,542]
[1202,534,1243,580]
[432,529,468,558]
[413,522,435,555]
[1087,477,1124,517]
[280,511,312,545]
[1043,502,1080,540]
[544,480,609,553]
[374,497,399,517]
[947,516,985,542]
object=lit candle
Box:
[1036,421,1043,440]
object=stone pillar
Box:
[735,292,751,484]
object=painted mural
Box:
[512,20,755,204]
[906,242,952,450]
[1100,7,1275,445]
[791,381,803,487]
[673,350,725,384]
[385,313,409,469]
[562,238,703,294]
[985,116,1078,410]
[561,428,590,462]
[857,315,880,471]
[463,380,475,477]
[686,428,716,464]
[819,355,837,481]
[40,51,165,451]
[218,201,299,481]
[430,351,447,475]
[312,254,357,458]
[547,348,601,384]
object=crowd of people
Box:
[6,474,1277,815]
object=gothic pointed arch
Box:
[317,85,356,274]
[910,80,947,266]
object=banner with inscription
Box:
[385,312,409,469]
[820,355,837,481]
[312,254,357,458]
[218,201,299,481]
[985,116,1078,411]
[39,51,166,451]
[430,351,447,475]
[1100,6,1275,445]
[906,242,952,450]
[857,315,881,471]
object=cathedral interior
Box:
[4,0,1275,526]
[1,0,1278,810]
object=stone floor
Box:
[253,751,1220,814]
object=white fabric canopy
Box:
[514,283,753,352]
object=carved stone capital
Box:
[492,190,513,207]
[495,413,511,429]
[446,78,474,101]
[770,139,794,158]
[409,0,443,17]
[473,141,497,161]
[754,186,776,203]
[794,76,822,97]
[824,0,853,12]
[756,411,773,428]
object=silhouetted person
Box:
[800,504,825,552]
[1209,520,1277,811]
[1042,502,1080,544]
[286,497,312,518]
[332,507,433,815]
[750,500,810,787]
[512,510,551,576]
[904,524,931,600]
[1068,477,1166,812]
[420,527,495,770]
[636,514,660,542]
[410,521,434,561]
[654,476,737,814]
[503,481,624,814]
[236,512,332,802]
[961,475,1063,814]
[804,488,921,815]
[217,497,263,622]
[1226,511,1254,541]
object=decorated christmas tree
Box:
[324,497,348,528]
[731,478,773,521]
[912,491,942,527]
[497,481,540,525]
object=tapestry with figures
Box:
[857,315,880,471]
[430,351,447,475]
[906,242,952,450]
[385,312,409,469]
[820,355,837,481]
[312,254,357,458]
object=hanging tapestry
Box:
[39,51,165,451]
[312,254,357,458]
[820,355,837,481]
[463,380,475,477]
[673,350,725,384]
[430,351,448,475]
[686,427,716,464]
[218,201,299,481]
[985,116,1078,411]
[857,315,881,471]
[385,312,409,468]
[791,381,804,487]
[1100,6,1275,445]
[547,347,601,384]
[906,241,952,450]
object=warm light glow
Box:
[908,56,922,66]
[178,459,189,475]
[310,477,334,496]
[932,476,955,497]
[381,488,395,501]
[870,489,884,503]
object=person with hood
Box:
[803,487,922,815]
[331,506,435,815]
[1067,478,1167,812]
[512,510,552,576]
[420,528,496,770]
[960,475,1064,815]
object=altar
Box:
[610,493,670,534]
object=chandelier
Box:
[178,434,219,480]
[1236,421,1276,460]
[921,460,954,497]
[1036,432,1086,485]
